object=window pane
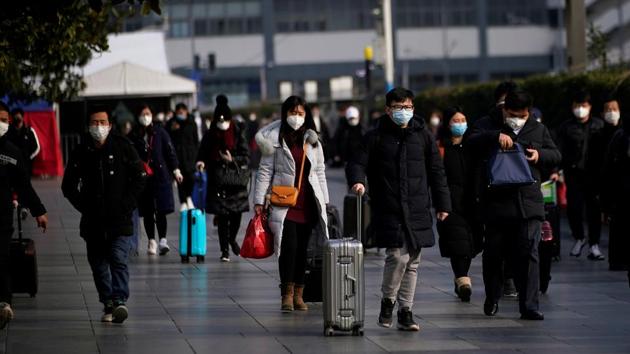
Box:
[191,4,207,18]
[169,4,188,19]
[226,3,243,17]
[194,19,208,35]
[243,2,261,16]
[208,3,225,18]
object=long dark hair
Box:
[279,95,316,146]
[438,106,464,142]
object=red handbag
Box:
[240,213,274,259]
[557,181,567,209]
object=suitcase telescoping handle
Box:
[356,191,362,243]
[16,205,23,241]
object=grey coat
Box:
[254,120,329,256]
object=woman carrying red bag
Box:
[253,96,329,313]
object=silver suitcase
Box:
[323,193,365,336]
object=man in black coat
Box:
[332,106,364,167]
[7,108,40,176]
[555,90,606,260]
[62,105,145,324]
[0,101,48,329]
[165,102,199,207]
[347,87,451,331]
[466,89,561,320]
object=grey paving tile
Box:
[1,174,629,354]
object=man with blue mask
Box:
[346,87,451,331]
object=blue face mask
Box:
[391,109,413,126]
[450,122,467,137]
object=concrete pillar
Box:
[565,0,587,72]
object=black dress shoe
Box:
[483,301,498,316]
[520,310,544,320]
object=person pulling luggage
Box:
[346,88,451,331]
[0,101,48,329]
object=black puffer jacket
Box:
[165,116,199,174]
[62,132,145,240]
[0,136,46,218]
[437,141,480,257]
[197,120,250,215]
[601,128,630,214]
[466,114,561,221]
[346,115,451,250]
[555,116,605,179]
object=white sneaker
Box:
[101,312,113,322]
[147,239,158,255]
[159,238,170,255]
[112,304,128,324]
[570,239,586,257]
[180,202,188,212]
[0,302,14,329]
[588,244,605,260]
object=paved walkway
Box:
[1,169,629,354]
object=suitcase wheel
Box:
[181,256,190,263]
[352,327,364,336]
[324,327,334,337]
[196,256,205,263]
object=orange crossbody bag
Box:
[270,144,307,207]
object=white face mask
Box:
[0,121,8,137]
[430,116,441,127]
[139,114,152,127]
[217,121,230,131]
[347,117,360,127]
[155,113,165,122]
[505,117,526,131]
[287,115,305,130]
[89,125,111,143]
[573,106,590,119]
[604,111,621,125]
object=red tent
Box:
[11,101,64,177]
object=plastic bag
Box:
[240,213,274,259]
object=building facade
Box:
[127,0,564,108]
[587,0,630,68]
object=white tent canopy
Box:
[81,61,196,97]
[82,31,170,76]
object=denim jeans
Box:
[86,236,131,305]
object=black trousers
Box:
[143,212,167,240]
[450,256,472,278]
[609,210,630,270]
[0,211,13,304]
[216,212,242,254]
[279,220,313,286]
[177,170,195,203]
[565,171,601,245]
[483,218,541,313]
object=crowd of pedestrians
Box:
[1,82,629,331]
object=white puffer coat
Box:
[254,120,329,256]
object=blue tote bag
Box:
[488,143,536,188]
[191,170,207,210]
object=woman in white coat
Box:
[254,96,329,313]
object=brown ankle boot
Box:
[280,283,294,312]
[293,285,308,311]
